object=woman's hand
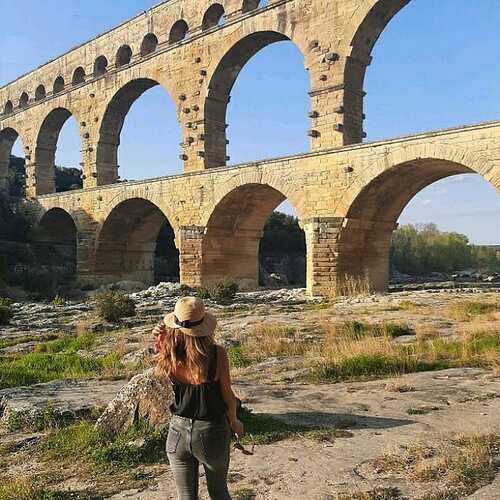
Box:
[153,321,166,353]
[230,418,244,438]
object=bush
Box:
[206,281,239,304]
[51,295,66,307]
[0,303,13,325]
[93,290,136,323]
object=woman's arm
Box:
[218,346,244,437]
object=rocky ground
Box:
[0,282,499,499]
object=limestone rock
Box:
[95,369,173,434]
[0,379,126,430]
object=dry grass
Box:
[337,274,372,297]
[370,433,499,496]
[398,300,423,313]
[385,378,415,393]
[236,322,308,364]
[415,324,442,342]
[445,299,500,322]
[337,486,400,500]
[306,320,500,383]
[0,477,48,500]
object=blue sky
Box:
[1,0,499,244]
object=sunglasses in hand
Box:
[233,434,255,456]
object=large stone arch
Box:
[201,180,305,289]
[95,77,178,186]
[95,197,179,285]
[203,30,308,168]
[335,144,499,293]
[34,107,83,195]
[0,127,25,191]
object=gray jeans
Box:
[166,414,232,500]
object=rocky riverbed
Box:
[0,283,499,499]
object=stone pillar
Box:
[0,157,9,192]
[88,138,119,188]
[27,145,56,196]
[308,52,368,150]
[303,217,343,297]
[178,225,205,288]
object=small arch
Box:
[35,85,46,101]
[72,66,86,85]
[141,33,159,56]
[242,0,266,13]
[4,100,13,115]
[202,4,225,30]
[53,76,65,94]
[169,19,189,44]
[116,45,133,67]
[19,92,29,109]
[94,55,108,77]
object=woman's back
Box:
[169,344,227,421]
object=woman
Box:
[154,296,244,500]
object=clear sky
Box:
[1,0,499,244]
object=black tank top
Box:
[169,345,227,421]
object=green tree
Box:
[390,224,498,275]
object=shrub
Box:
[93,290,136,323]
[195,286,211,300]
[176,284,194,297]
[51,295,66,307]
[210,280,239,303]
[0,302,13,325]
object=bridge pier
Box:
[304,217,397,296]
[178,225,205,288]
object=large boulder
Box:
[95,369,173,434]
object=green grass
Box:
[307,354,440,383]
[35,334,96,354]
[0,348,126,390]
[0,353,102,389]
[331,320,413,340]
[0,334,60,351]
[227,346,253,368]
[42,420,167,468]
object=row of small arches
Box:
[1,0,268,117]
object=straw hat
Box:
[164,296,217,337]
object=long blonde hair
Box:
[155,327,215,384]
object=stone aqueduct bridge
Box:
[0,0,499,295]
